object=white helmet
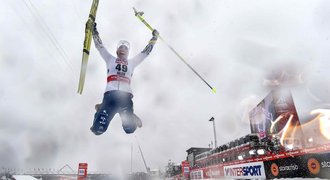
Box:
[117,40,130,50]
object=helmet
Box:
[117,40,130,50]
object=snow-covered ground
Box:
[12,175,40,180]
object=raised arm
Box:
[92,22,115,60]
[142,29,159,55]
[131,29,159,67]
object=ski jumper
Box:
[90,31,157,135]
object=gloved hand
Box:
[92,22,99,35]
[152,29,159,37]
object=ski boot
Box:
[133,114,142,128]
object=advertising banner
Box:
[181,161,190,178]
[249,89,303,142]
[264,156,305,179]
[204,164,224,179]
[304,153,330,179]
[190,170,203,179]
[224,162,266,179]
[77,163,88,180]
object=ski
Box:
[78,0,100,94]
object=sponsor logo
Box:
[321,161,330,168]
[308,158,321,175]
[225,165,262,177]
[279,164,299,171]
[205,169,220,177]
[271,163,279,177]
[115,59,128,65]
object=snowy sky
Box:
[1,0,330,176]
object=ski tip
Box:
[211,88,217,94]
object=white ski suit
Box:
[90,29,158,135]
[93,34,156,94]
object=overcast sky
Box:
[1,0,330,177]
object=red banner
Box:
[77,163,88,180]
[181,161,190,178]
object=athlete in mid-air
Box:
[90,22,159,135]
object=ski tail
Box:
[78,51,89,94]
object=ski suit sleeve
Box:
[131,35,158,67]
[92,33,115,61]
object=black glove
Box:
[152,29,159,37]
[92,22,99,35]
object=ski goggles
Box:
[117,40,130,50]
